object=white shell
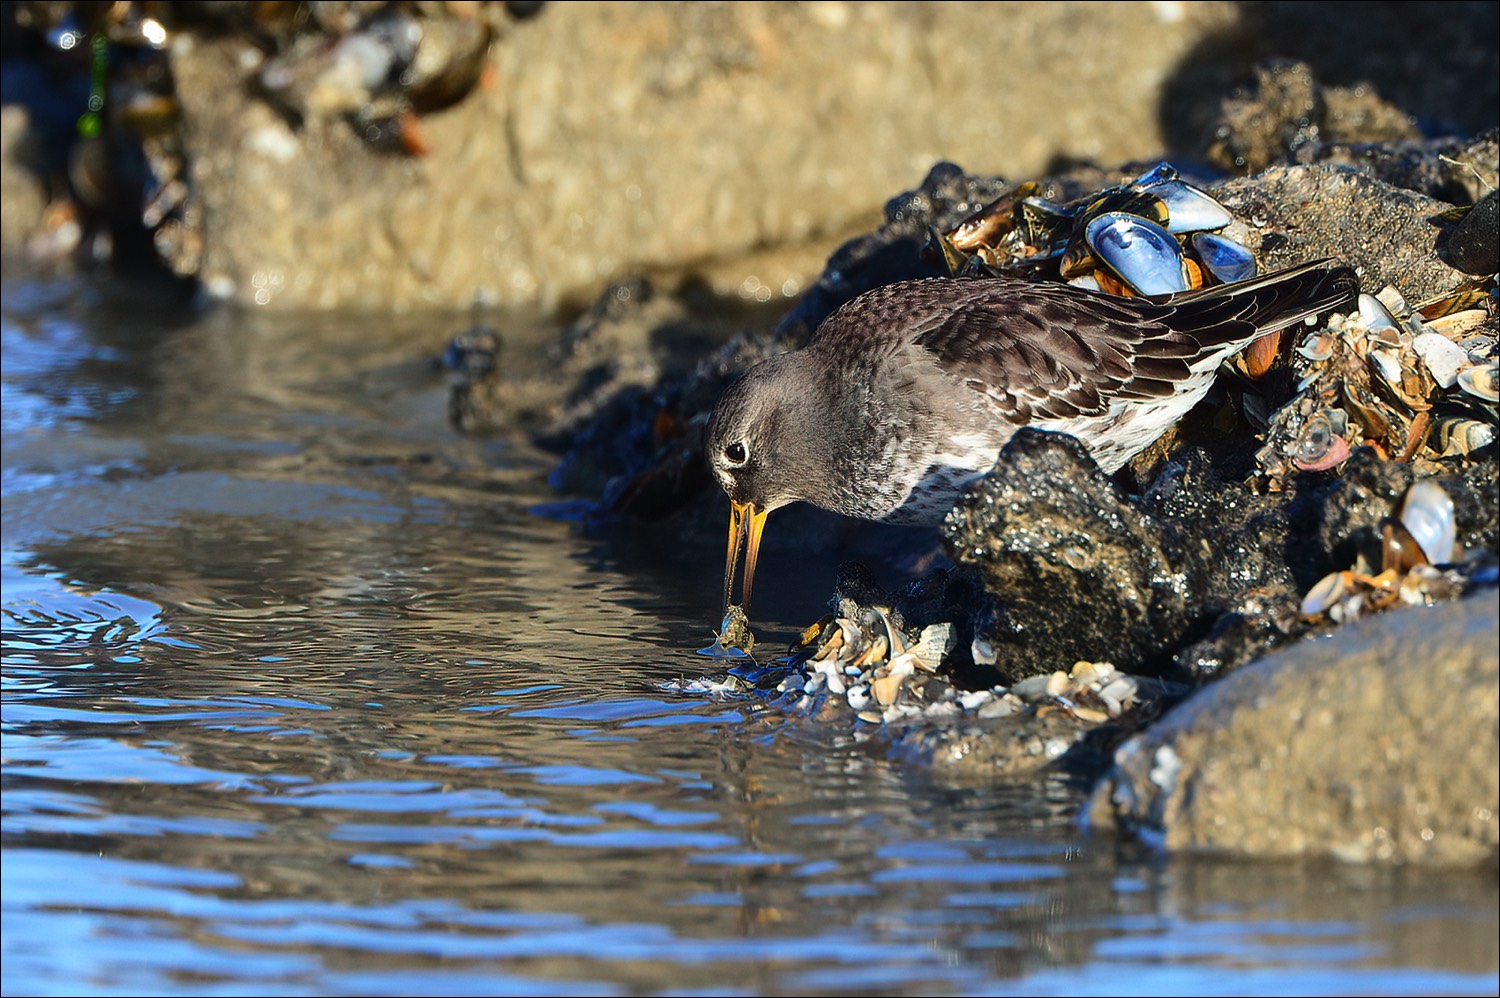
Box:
[1457,362,1498,403]
[1296,327,1336,360]
[1400,480,1457,566]
[1147,179,1234,233]
[1411,332,1470,388]
[1301,571,1350,616]
[1358,293,1401,336]
[1369,347,1405,388]
[1374,286,1410,314]
[904,623,956,673]
[1438,419,1496,457]
[1424,308,1489,337]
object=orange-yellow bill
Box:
[723,500,770,610]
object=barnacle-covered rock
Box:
[1206,59,1422,175]
[1212,165,1475,300]
[942,430,1203,684]
[1257,282,1497,485]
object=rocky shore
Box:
[3,2,1496,867]
[549,63,1500,868]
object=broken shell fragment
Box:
[1358,293,1402,338]
[1301,570,1351,616]
[849,634,888,669]
[907,623,956,672]
[1296,329,1338,362]
[871,659,914,707]
[1457,362,1498,403]
[1434,418,1496,457]
[1411,332,1471,388]
[1424,308,1490,337]
[1190,231,1257,284]
[1399,480,1457,566]
[947,182,1038,252]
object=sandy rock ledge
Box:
[1085,592,1500,866]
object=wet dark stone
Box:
[1445,190,1500,276]
[1171,594,1306,680]
[1311,448,1416,573]
[1138,447,1303,600]
[939,429,1498,685]
[1448,451,1500,557]
[942,430,1203,685]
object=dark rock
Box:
[1445,189,1500,276]
[942,427,1499,687]
[942,430,1203,684]
[1312,448,1416,574]
[1295,128,1498,206]
[1170,593,1305,679]
[1309,447,1500,573]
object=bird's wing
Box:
[810,265,1355,424]
[907,280,1203,423]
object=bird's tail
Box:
[1164,259,1360,344]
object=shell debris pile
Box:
[1299,479,1493,625]
[1258,284,1498,485]
[674,602,1180,735]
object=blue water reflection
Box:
[3,278,1496,996]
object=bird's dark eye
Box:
[723,441,748,466]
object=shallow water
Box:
[3,273,1496,997]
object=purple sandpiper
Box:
[707,261,1358,608]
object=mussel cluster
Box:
[1258,285,1498,483]
[11,1,196,271]
[927,163,1257,298]
[1299,479,1480,624]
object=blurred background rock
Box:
[2,1,1496,314]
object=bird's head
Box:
[704,354,828,609]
